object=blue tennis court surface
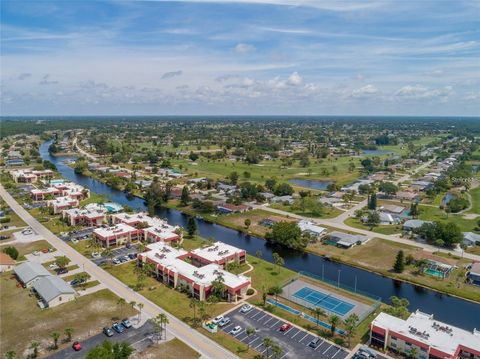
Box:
[293,287,354,316]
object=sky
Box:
[1,0,479,116]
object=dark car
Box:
[56,267,68,275]
[72,341,82,351]
[308,337,321,348]
[121,319,132,329]
[103,327,114,337]
[128,253,137,259]
[112,322,125,333]
[70,278,86,287]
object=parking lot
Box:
[47,321,155,359]
[93,244,139,266]
[220,306,349,359]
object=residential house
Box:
[14,261,51,287]
[32,276,76,308]
[0,253,15,272]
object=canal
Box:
[40,141,480,330]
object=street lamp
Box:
[337,269,341,287]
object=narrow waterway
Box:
[40,141,480,330]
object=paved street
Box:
[0,184,239,359]
[47,322,155,359]
[220,306,349,359]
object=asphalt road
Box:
[221,306,349,359]
[0,184,238,359]
[47,322,155,359]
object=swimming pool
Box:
[49,179,65,185]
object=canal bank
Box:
[39,141,480,331]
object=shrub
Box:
[2,246,19,260]
[0,217,11,224]
[246,288,254,295]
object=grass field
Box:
[468,186,480,214]
[0,274,136,358]
[132,338,201,359]
[307,238,480,302]
[0,239,54,261]
[418,205,477,232]
[344,217,403,235]
[269,202,343,219]
[171,155,362,188]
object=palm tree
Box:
[159,313,169,340]
[5,350,16,359]
[409,347,418,359]
[64,327,74,342]
[329,315,340,337]
[245,327,256,349]
[129,300,137,315]
[271,344,283,359]
[30,341,40,358]
[189,298,199,327]
[269,285,283,304]
[262,337,273,357]
[51,332,60,349]
[344,313,359,347]
[311,307,325,327]
[104,248,113,264]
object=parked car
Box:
[70,278,86,286]
[218,317,231,327]
[112,258,121,265]
[56,267,68,275]
[49,263,59,270]
[354,346,377,359]
[212,315,224,324]
[0,235,10,240]
[103,327,114,337]
[128,253,137,259]
[229,326,242,335]
[126,243,132,249]
[279,323,292,332]
[121,319,132,329]
[72,341,82,351]
[308,337,321,348]
[91,252,101,258]
[112,322,125,333]
[240,304,253,313]
[123,255,130,261]
[32,251,41,256]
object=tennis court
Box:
[293,287,355,316]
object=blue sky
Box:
[1,0,479,116]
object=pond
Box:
[362,150,393,156]
[288,179,334,190]
[442,192,456,206]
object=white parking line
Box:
[322,344,333,354]
[251,311,261,319]
[249,337,259,346]
[314,341,325,351]
[283,327,294,336]
[257,314,267,321]
[290,329,301,339]
[254,342,264,350]
[223,323,233,331]
[234,332,243,338]
[279,353,288,359]
[269,320,279,328]
[237,334,248,341]
[332,348,342,358]
[264,317,274,325]
[298,333,309,343]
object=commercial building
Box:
[370,310,480,359]
[138,242,251,302]
[32,276,76,308]
[14,261,51,287]
[93,223,141,247]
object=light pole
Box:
[337,269,341,287]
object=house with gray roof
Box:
[403,219,432,231]
[463,232,480,247]
[14,261,51,287]
[326,231,369,248]
[32,276,76,308]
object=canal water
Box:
[288,179,334,190]
[40,141,480,330]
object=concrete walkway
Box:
[0,184,238,359]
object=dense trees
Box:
[265,222,306,249]
[416,221,463,247]
[393,250,405,273]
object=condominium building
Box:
[47,196,79,214]
[63,207,107,227]
[93,223,141,247]
[370,311,480,359]
[189,242,246,268]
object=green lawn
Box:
[0,273,136,358]
[80,192,108,206]
[418,205,477,232]
[344,217,403,235]
[132,338,200,359]
[0,239,54,261]
[269,202,343,219]
[469,187,480,214]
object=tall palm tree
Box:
[64,327,74,342]
[271,344,283,359]
[30,341,40,358]
[311,307,325,327]
[159,313,169,340]
[189,298,199,327]
[129,300,137,315]
[410,347,418,359]
[344,313,359,347]
[329,315,340,337]
[51,332,60,349]
[137,303,144,322]
[262,337,273,357]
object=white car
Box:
[49,263,59,269]
[91,252,101,258]
[240,304,253,313]
[212,315,224,324]
[229,326,242,335]
[32,251,41,256]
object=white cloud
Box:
[287,71,303,86]
[395,84,453,100]
[351,84,378,98]
[161,70,183,79]
[234,43,256,54]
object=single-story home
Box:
[463,232,480,247]
[298,220,327,237]
[0,252,15,272]
[326,231,369,248]
[403,219,432,231]
[270,195,294,204]
[14,261,51,287]
[381,204,405,215]
[32,276,76,308]
[216,203,250,214]
[396,191,420,201]
[468,263,480,286]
